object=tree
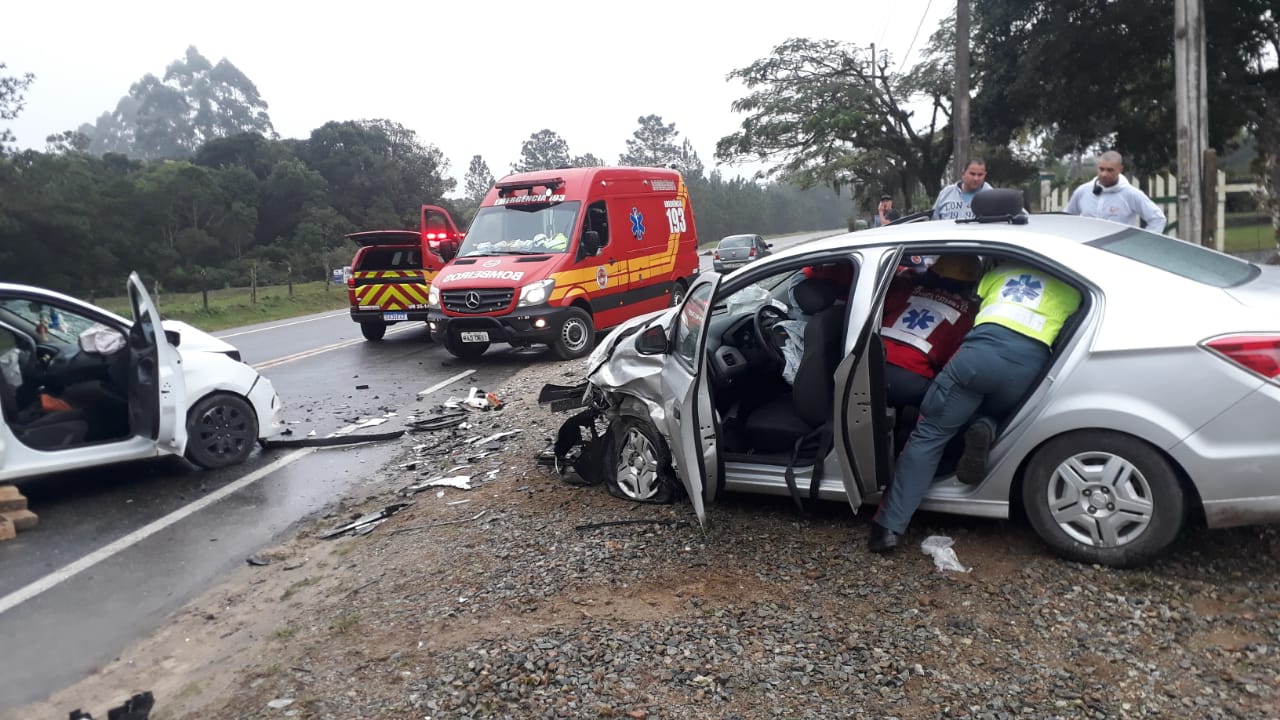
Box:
[572,153,605,167]
[715,37,953,204]
[301,119,453,229]
[971,0,1271,175]
[513,129,571,172]
[674,139,705,181]
[0,63,35,152]
[464,154,494,205]
[81,46,275,160]
[44,130,91,155]
[619,115,684,168]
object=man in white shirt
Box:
[1065,151,1166,233]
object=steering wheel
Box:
[752,304,790,363]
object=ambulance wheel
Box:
[553,307,595,360]
[446,335,489,359]
[360,321,386,342]
[669,280,688,307]
[185,393,258,469]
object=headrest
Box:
[794,278,840,315]
[969,188,1026,219]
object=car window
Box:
[673,282,714,369]
[1088,228,1258,287]
[0,298,97,347]
[718,236,753,249]
[357,248,421,271]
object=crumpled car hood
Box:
[584,307,677,427]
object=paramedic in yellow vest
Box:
[869,262,1082,553]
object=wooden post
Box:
[1216,169,1228,252]
[250,265,257,304]
[954,0,971,174]
[1202,150,1218,249]
[1174,0,1208,245]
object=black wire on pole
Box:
[898,0,936,74]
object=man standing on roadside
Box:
[1065,151,1166,233]
[873,194,902,227]
[932,160,993,221]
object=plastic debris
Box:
[920,535,970,573]
[245,555,272,567]
[69,691,155,720]
[320,502,412,539]
[267,698,295,709]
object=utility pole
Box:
[953,0,971,174]
[1174,0,1208,245]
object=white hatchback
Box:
[0,273,283,481]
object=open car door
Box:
[658,274,722,526]
[126,273,187,453]
[833,246,904,511]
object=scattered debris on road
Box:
[319,502,413,539]
[263,429,406,449]
[68,690,154,720]
[0,484,38,542]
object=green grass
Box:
[1224,223,1278,253]
[94,280,351,332]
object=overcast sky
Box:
[5,0,953,194]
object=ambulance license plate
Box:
[460,331,489,343]
[383,311,408,321]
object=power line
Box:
[898,0,935,74]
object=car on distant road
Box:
[712,234,772,273]
[547,191,1280,568]
[0,273,283,481]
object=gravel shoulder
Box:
[9,358,1280,720]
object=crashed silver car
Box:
[543,195,1280,568]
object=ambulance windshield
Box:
[459,202,581,257]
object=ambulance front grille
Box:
[442,288,515,314]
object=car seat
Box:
[742,278,845,454]
[0,372,89,450]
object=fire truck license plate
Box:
[382,312,408,321]
[460,331,489,343]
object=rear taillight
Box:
[748,247,756,257]
[1203,335,1280,379]
[713,250,720,259]
[347,276,355,288]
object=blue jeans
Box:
[874,324,1050,534]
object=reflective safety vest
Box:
[975,264,1081,347]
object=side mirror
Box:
[766,243,774,248]
[435,238,459,262]
[581,230,602,256]
[634,325,669,355]
[164,329,182,347]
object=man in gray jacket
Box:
[1065,151,1167,233]
[932,160,993,220]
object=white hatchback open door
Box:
[126,273,187,453]
[658,275,722,526]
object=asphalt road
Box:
[0,228,839,710]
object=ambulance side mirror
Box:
[435,239,459,262]
[580,230,602,256]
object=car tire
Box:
[553,307,595,360]
[605,415,678,504]
[185,393,258,470]
[360,322,386,342]
[669,280,688,307]
[1022,430,1185,568]
[445,334,489,359]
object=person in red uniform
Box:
[881,255,982,410]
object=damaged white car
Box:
[0,273,284,481]
[544,191,1280,567]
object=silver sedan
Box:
[546,206,1280,568]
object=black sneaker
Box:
[868,522,901,554]
[956,423,993,485]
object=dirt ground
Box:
[7,359,1278,719]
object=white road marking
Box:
[217,311,348,339]
[419,369,476,395]
[0,448,315,616]
[252,324,417,370]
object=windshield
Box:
[0,298,102,346]
[458,201,581,257]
